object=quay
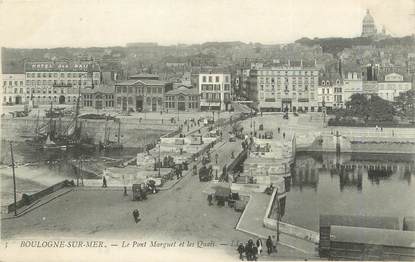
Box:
[2,110,414,260]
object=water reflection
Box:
[283,152,415,231]
[291,166,319,191]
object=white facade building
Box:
[342,72,363,103]
[25,61,101,105]
[254,66,319,112]
[317,74,343,110]
[198,73,232,111]
[2,74,26,105]
[377,73,412,101]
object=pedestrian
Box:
[381,126,383,132]
[277,127,280,134]
[122,175,127,196]
[283,132,285,139]
[375,125,378,131]
[266,236,273,255]
[256,239,263,255]
[207,194,213,206]
[237,243,245,260]
[252,245,258,261]
[245,241,252,261]
[102,172,107,188]
[132,209,140,223]
[392,130,395,136]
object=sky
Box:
[0,0,414,48]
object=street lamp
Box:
[250,108,253,128]
[276,188,280,242]
[158,140,161,177]
[177,103,179,121]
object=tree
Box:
[345,93,369,119]
[394,90,414,118]
[368,95,395,122]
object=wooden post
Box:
[276,188,280,241]
[117,119,121,145]
[10,142,17,216]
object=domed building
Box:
[361,9,377,37]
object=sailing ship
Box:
[99,118,123,151]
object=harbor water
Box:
[0,140,144,207]
[282,152,415,231]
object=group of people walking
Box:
[237,236,278,261]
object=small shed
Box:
[329,225,415,260]
[403,216,415,231]
[319,214,400,258]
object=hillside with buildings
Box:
[2,9,414,123]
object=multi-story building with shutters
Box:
[378,73,412,101]
[2,73,26,105]
[24,60,101,105]
[250,63,319,112]
[198,73,232,111]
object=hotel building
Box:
[24,61,101,105]
[250,64,319,112]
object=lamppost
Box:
[9,142,17,216]
[158,140,161,177]
[250,108,253,127]
[276,188,280,242]
[177,105,180,121]
[322,99,326,128]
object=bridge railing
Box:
[322,129,415,139]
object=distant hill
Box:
[295,36,415,56]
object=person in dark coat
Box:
[252,245,258,261]
[132,209,140,223]
[244,242,252,261]
[246,239,254,261]
[102,176,107,188]
[207,194,213,206]
[266,236,273,255]
[237,243,245,260]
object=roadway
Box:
[1,119,308,260]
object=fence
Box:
[7,180,75,213]
[322,129,415,139]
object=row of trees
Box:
[330,94,397,125]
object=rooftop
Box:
[115,79,169,86]
[319,214,400,230]
[166,86,199,96]
[24,61,100,72]
[330,225,415,248]
[128,73,159,80]
[81,85,114,94]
